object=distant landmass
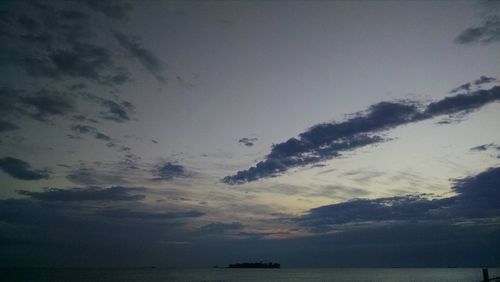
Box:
[226,261,280,268]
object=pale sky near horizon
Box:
[1,0,499,267]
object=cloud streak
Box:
[223,85,500,184]
[18,186,145,202]
[114,32,166,83]
[0,157,49,180]
[455,17,500,45]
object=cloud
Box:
[66,167,127,185]
[100,99,132,122]
[0,121,20,132]
[450,76,497,94]
[114,32,166,83]
[0,186,203,266]
[198,222,244,235]
[94,132,111,141]
[69,124,112,142]
[223,86,500,184]
[449,82,471,94]
[454,17,500,45]
[0,87,75,123]
[82,0,133,20]
[154,162,190,181]
[79,93,135,123]
[0,4,120,82]
[0,1,141,88]
[238,137,258,147]
[297,167,500,232]
[46,43,114,80]
[97,209,204,220]
[17,186,146,202]
[70,124,96,134]
[71,114,98,123]
[21,92,74,121]
[0,157,49,180]
[470,143,500,152]
[474,75,496,85]
[454,0,500,45]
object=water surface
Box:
[2,267,498,282]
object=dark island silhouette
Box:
[226,261,280,268]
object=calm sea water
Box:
[2,267,499,282]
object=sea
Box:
[2,267,499,282]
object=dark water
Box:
[2,267,499,282]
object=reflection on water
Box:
[2,267,499,282]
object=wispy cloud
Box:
[114,32,166,83]
[0,87,75,123]
[18,186,146,202]
[66,167,128,185]
[454,1,500,45]
[97,209,204,220]
[81,0,133,20]
[455,17,500,45]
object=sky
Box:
[0,0,499,268]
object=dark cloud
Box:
[22,42,131,86]
[470,143,499,152]
[69,124,113,142]
[0,157,49,180]
[474,75,496,85]
[71,114,97,123]
[47,43,113,80]
[154,162,190,181]
[100,99,132,122]
[18,186,146,202]
[68,83,87,90]
[297,167,500,232]
[114,32,166,83]
[0,191,202,267]
[423,87,500,116]
[238,137,258,147]
[0,121,20,133]
[21,92,74,121]
[70,124,96,134]
[0,87,75,123]
[0,1,139,88]
[97,209,204,220]
[0,3,118,82]
[449,82,471,94]
[198,222,244,235]
[79,93,135,123]
[224,86,500,184]
[454,17,500,44]
[82,0,133,20]
[94,132,111,141]
[450,76,497,94]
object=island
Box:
[227,261,280,268]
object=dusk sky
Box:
[1,0,499,267]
